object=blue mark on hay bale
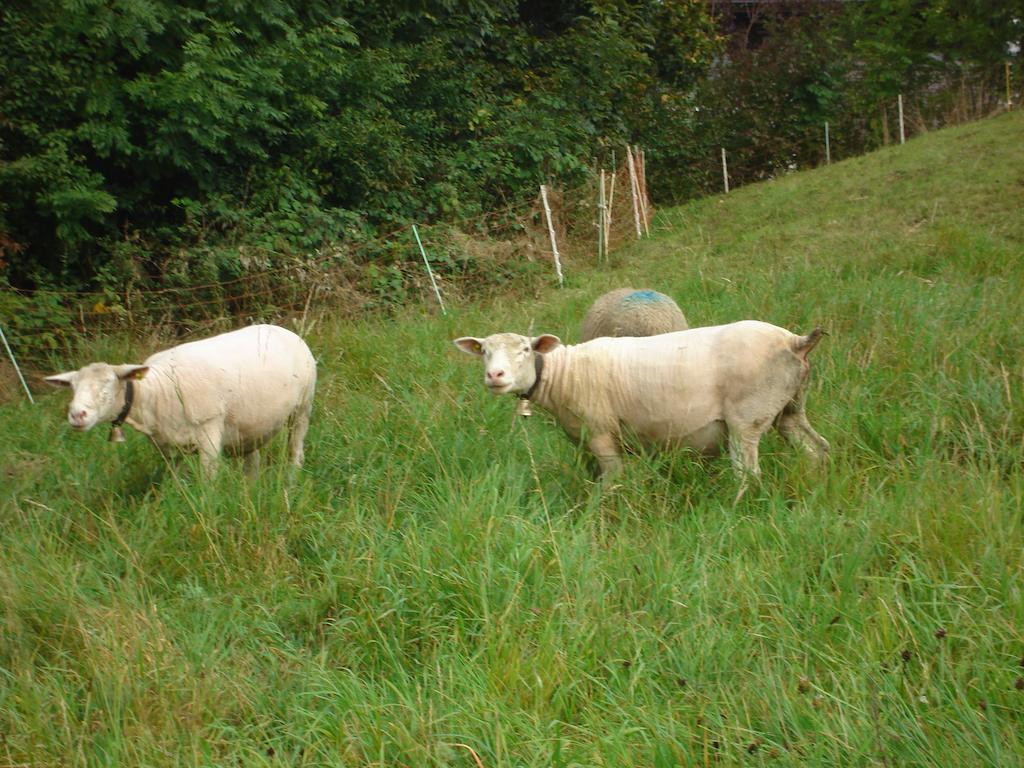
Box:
[622,289,666,305]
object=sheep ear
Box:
[45,371,76,387]
[453,337,485,357]
[531,334,561,354]
[113,365,148,381]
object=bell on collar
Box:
[516,398,533,417]
[109,426,126,443]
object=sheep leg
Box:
[196,422,224,478]
[287,405,312,468]
[775,399,830,461]
[727,422,769,502]
[198,449,219,478]
[728,428,763,479]
[243,449,261,478]
[588,433,623,478]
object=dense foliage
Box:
[648,0,1024,201]
[0,0,1020,292]
[0,0,718,291]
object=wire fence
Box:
[2,155,654,394]
[4,68,1020,399]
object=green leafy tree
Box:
[8,0,1014,296]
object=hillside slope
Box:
[1,112,1022,766]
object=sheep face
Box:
[453,333,560,396]
[45,363,147,431]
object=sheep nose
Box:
[70,409,87,423]
[486,369,505,382]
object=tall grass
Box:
[2,112,1023,766]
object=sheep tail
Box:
[793,328,827,360]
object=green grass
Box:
[3,111,1024,766]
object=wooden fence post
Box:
[721,148,730,193]
[540,185,565,287]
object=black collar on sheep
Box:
[520,353,544,402]
[109,380,134,443]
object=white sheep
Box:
[454,322,829,494]
[579,288,688,342]
[516,287,688,418]
[45,324,316,476]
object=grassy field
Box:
[2,111,1023,767]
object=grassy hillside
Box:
[2,111,1023,766]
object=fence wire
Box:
[3,157,656,389]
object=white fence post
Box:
[898,94,906,144]
[411,224,446,315]
[626,147,642,239]
[0,325,35,403]
[605,167,616,248]
[825,122,831,165]
[597,169,606,263]
[721,148,730,193]
[540,185,564,287]
[633,146,650,237]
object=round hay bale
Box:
[579,288,688,342]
